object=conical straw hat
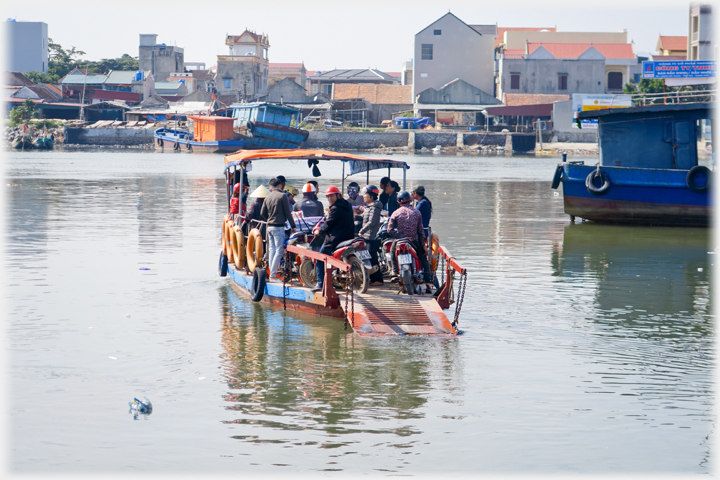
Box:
[248,185,271,198]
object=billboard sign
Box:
[642,60,716,79]
[571,94,632,129]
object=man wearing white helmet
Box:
[293,182,325,217]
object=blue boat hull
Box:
[560,163,711,227]
[247,121,309,149]
[154,128,245,153]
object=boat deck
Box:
[227,265,456,336]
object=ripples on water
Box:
[5,150,713,474]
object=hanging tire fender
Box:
[585,169,611,196]
[686,165,711,192]
[551,164,564,189]
[173,142,180,151]
[250,268,266,302]
[218,250,228,277]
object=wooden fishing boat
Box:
[154,115,245,153]
[33,136,54,149]
[12,137,33,150]
[218,149,468,336]
[230,103,309,149]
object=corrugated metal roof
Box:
[59,72,108,85]
[527,43,635,59]
[470,24,498,36]
[104,70,138,85]
[311,69,396,81]
[154,82,185,90]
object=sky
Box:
[2,0,695,74]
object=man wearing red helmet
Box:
[314,185,354,291]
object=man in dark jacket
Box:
[261,178,296,281]
[314,185,354,291]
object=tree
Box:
[623,78,666,95]
[23,71,60,84]
[47,38,86,79]
[9,99,38,127]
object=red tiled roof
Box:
[42,83,62,95]
[496,27,556,47]
[333,84,411,104]
[5,71,35,87]
[657,36,687,52]
[528,42,635,59]
[503,93,570,106]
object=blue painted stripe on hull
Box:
[227,266,313,303]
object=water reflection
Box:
[217,285,463,448]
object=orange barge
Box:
[219,149,468,336]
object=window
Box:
[421,44,433,60]
[434,29,442,35]
[510,73,520,90]
[321,84,332,95]
[224,79,231,89]
[558,74,568,91]
[607,71,623,90]
[634,73,641,82]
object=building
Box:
[412,13,495,99]
[216,30,269,102]
[6,20,48,74]
[497,43,637,99]
[191,70,215,94]
[333,84,413,123]
[688,3,714,60]
[307,69,398,96]
[166,72,196,94]
[656,36,688,57]
[269,63,306,87]
[138,34,184,82]
[58,68,107,103]
[501,30,628,51]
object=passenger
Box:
[346,181,365,209]
[411,184,432,237]
[388,190,432,288]
[314,186,355,292]
[358,185,384,286]
[293,183,325,217]
[379,177,400,216]
[261,178,296,282]
[276,175,287,190]
[284,185,299,209]
[244,185,270,236]
[230,183,241,215]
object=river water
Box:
[5,149,714,475]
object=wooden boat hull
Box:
[33,138,54,149]
[12,138,33,150]
[247,122,309,149]
[154,128,245,153]
[560,163,711,227]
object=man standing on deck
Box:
[261,177,296,282]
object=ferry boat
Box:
[217,149,467,336]
[230,103,309,149]
[551,101,714,227]
[154,116,245,153]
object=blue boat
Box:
[154,116,245,153]
[551,102,713,227]
[230,102,309,149]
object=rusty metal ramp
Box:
[338,292,457,336]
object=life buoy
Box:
[585,169,611,196]
[232,225,246,269]
[686,165,711,192]
[218,250,228,277]
[246,228,264,273]
[551,164,563,189]
[221,216,230,257]
[173,142,180,152]
[250,268,266,302]
[430,233,440,272]
[224,221,235,263]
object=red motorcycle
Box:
[382,237,425,295]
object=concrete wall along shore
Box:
[64,127,155,146]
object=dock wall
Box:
[303,130,511,150]
[64,127,155,146]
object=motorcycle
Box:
[298,219,370,293]
[381,236,426,295]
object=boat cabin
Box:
[187,115,235,142]
[230,102,301,129]
[576,103,714,170]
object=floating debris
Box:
[129,397,153,415]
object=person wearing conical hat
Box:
[244,185,271,237]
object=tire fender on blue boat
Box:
[173,142,180,152]
[686,165,711,192]
[551,164,563,189]
[218,251,228,277]
[251,268,266,302]
[247,121,254,132]
[585,169,611,196]
[186,142,193,152]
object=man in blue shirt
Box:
[412,185,432,237]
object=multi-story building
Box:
[138,34,184,82]
[412,12,495,99]
[6,20,48,74]
[687,3,714,60]
[656,36,688,57]
[268,63,306,87]
[216,30,269,103]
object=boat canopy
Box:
[224,149,409,175]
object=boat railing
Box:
[612,89,716,107]
[435,245,468,326]
[286,244,351,310]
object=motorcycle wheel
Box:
[402,268,414,295]
[299,258,317,287]
[348,255,369,293]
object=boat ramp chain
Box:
[437,246,468,328]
